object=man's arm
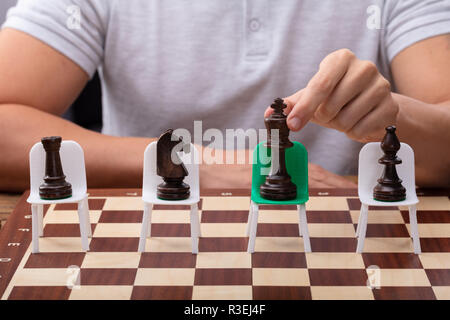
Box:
[0,29,151,192]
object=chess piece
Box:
[373,126,406,201]
[39,136,72,200]
[157,129,190,200]
[260,98,297,201]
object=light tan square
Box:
[311,286,374,300]
[134,268,195,286]
[306,197,349,211]
[38,237,90,252]
[415,197,450,211]
[377,269,431,287]
[44,210,102,224]
[419,253,450,269]
[103,197,144,210]
[259,210,298,224]
[406,224,450,238]
[253,268,310,286]
[196,252,251,269]
[202,196,250,210]
[308,223,356,238]
[350,210,404,224]
[362,238,414,253]
[147,237,193,252]
[306,253,365,269]
[152,210,191,223]
[81,252,141,269]
[433,287,450,300]
[69,285,133,300]
[192,286,252,300]
[201,223,246,237]
[93,223,141,238]
[12,268,70,286]
[255,237,304,252]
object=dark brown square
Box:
[199,237,248,252]
[252,252,307,268]
[150,223,191,237]
[257,223,300,237]
[139,252,197,268]
[201,210,249,223]
[401,210,450,223]
[307,211,352,223]
[194,268,252,285]
[308,269,368,286]
[98,210,143,223]
[420,238,450,252]
[89,237,139,252]
[310,238,357,252]
[253,286,312,300]
[372,287,436,300]
[365,224,410,237]
[25,252,86,269]
[131,286,193,300]
[362,253,423,269]
[43,223,96,237]
[425,269,450,286]
[8,286,71,300]
[80,268,137,285]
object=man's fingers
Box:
[264,90,304,118]
[287,49,355,131]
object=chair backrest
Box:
[29,140,87,196]
[251,141,308,203]
[358,142,416,200]
[142,142,200,199]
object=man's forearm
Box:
[0,104,153,192]
[394,93,450,187]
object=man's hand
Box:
[265,49,399,143]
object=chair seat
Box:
[27,192,88,205]
[142,193,200,205]
[251,190,308,205]
[359,194,418,207]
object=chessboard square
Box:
[80,268,137,285]
[373,287,436,300]
[420,238,450,252]
[196,252,251,269]
[308,223,356,238]
[306,211,352,223]
[8,286,71,300]
[253,268,309,286]
[135,268,195,286]
[365,224,410,237]
[194,268,252,285]
[103,197,144,211]
[419,253,450,269]
[81,252,141,269]
[13,268,70,286]
[307,197,349,210]
[350,210,404,224]
[43,223,96,237]
[401,210,450,223]
[147,237,194,252]
[255,237,304,252]
[425,269,450,286]
[308,269,368,286]
[24,252,85,268]
[151,210,191,223]
[69,285,132,300]
[433,287,450,300]
[98,210,143,223]
[199,237,248,252]
[44,210,102,224]
[201,210,249,223]
[362,253,423,269]
[131,286,193,300]
[362,238,414,253]
[256,223,299,237]
[38,237,91,252]
[416,197,450,211]
[201,223,246,237]
[258,210,298,224]
[407,223,450,238]
[93,223,141,237]
[310,238,356,252]
[252,286,311,300]
[252,252,306,268]
[201,196,250,210]
[378,269,431,286]
[89,237,139,252]
[305,253,365,269]
[192,286,252,300]
[139,252,197,268]
[151,223,191,237]
[310,286,374,300]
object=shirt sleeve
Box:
[1,0,108,77]
[384,0,450,62]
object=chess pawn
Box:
[373,126,406,201]
[260,98,297,201]
[39,136,72,200]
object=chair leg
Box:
[83,198,92,238]
[77,200,89,252]
[296,205,302,237]
[408,205,421,254]
[31,204,39,253]
[356,207,363,238]
[139,203,152,252]
[38,204,44,237]
[356,204,369,253]
[298,204,311,253]
[247,203,259,253]
[246,202,253,237]
[190,204,200,254]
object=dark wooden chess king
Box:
[39,136,72,200]
[156,129,190,200]
[260,98,297,201]
[373,126,406,202]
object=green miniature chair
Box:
[246,141,311,253]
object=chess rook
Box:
[373,126,406,202]
[39,136,72,200]
[260,98,297,201]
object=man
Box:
[0,0,449,192]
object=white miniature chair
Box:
[27,140,91,254]
[356,142,420,254]
[138,142,201,254]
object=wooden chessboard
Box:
[0,188,449,300]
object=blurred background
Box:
[0,0,103,132]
